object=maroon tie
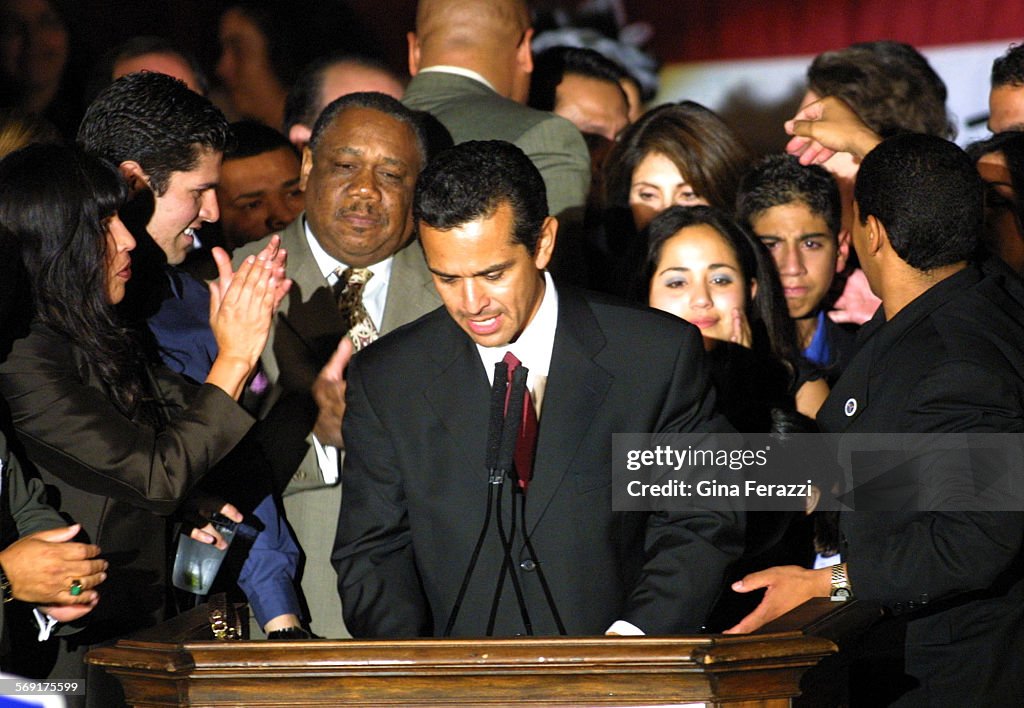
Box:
[502,352,537,492]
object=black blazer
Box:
[0,324,254,643]
[333,285,743,637]
[817,266,1024,706]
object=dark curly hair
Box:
[414,140,548,255]
[77,72,229,195]
[807,41,954,140]
[856,134,982,272]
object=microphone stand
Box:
[443,361,508,636]
[519,497,567,634]
[444,362,533,637]
[486,364,533,634]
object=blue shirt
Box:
[149,266,302,627]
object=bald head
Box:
[409,0,532,101]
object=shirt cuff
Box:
[813,552,842,569]
[606,619,645,636]
[32,608,59,641]
[311,434,340,484]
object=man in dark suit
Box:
[727,134,1024,706]
[403,0,590,226]
[235,92,442,638]
[332,140,742,638]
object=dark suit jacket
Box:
[0,323,254,644]
[817,266,1024,706]
[333,285,743,637]
[403,71,590,223]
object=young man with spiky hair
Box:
[737,154,855,383]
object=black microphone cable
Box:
[518,497,567,634]
[486,363,533,635]
[443,361,509,637]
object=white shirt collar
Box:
[303,216,393,327]
[418,65,497,93]
[477,271,558,386]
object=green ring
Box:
[69,580,83,596]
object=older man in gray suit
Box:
[235,92,441,638]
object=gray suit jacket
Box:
[235,215,442,491]
[404,71,590,222]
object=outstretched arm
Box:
[785,96,882,166]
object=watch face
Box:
[831,587,853,601]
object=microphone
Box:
[485,361,510,476]
[499,363,528,484]
[504,364,565,634]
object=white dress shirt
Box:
[304,219,394,483]
[475,271,557,415]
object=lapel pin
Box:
[844,398,858,417]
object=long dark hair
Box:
[598,101,752,298]
[645,205,801,380]
[0,143,145,413]
[603,101,752,215]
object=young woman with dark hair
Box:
[0,143,284,703]
[594,101,752,298]
[643,205,821,630]
[643,205,831,426]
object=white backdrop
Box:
[653,39,1017,154]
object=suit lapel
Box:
[381,240,442,334]
[275,218,344,365]
[525,288,612,533]
[423,316,492,480]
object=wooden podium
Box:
[87,599,878,707]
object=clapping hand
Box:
[206,237,291,399]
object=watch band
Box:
[0,562,13,603]
[830,562,853,601]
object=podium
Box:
[87,600,878,707]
